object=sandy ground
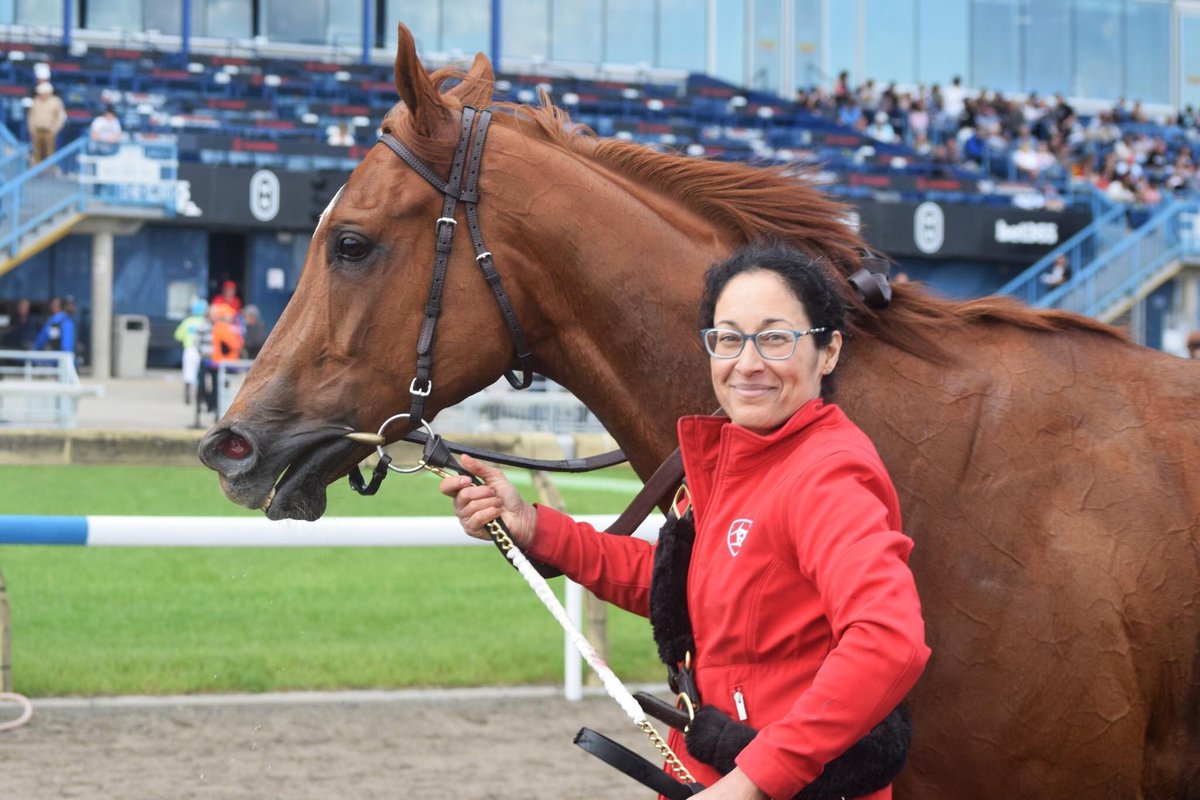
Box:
[2,688,667,799]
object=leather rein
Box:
[349,105,650,510]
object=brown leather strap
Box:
[399,428,628,472]
[604,448,684,536]
[460,108,535,389]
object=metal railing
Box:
[999,202,1130,308]
[0,349,104,428]
[0,137,87,263]
[435,388,607,435]
[0,123,18,149]
[0,134,184,268]
[217,362,607,436]
[1039,200,1200,321]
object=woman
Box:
[441,242,929,799]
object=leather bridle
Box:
[377,105,535,424]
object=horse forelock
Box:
[382,84,1127,365]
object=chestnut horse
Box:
[200,26,1200,799]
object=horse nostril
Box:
[217,432,254,461]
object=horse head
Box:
[200,25,544,520]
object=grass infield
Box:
[0,464,663,697]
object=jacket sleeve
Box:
[61,319,75,355]
[736,452,930,799]
[525,505,655,617]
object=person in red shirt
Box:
[209,280,242,318]
[441,242,929,799]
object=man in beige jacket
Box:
[27,82,66,165]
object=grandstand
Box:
[1,1,1198,375]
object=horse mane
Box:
[403,69,1128,363]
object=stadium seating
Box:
[0,39,1079,211]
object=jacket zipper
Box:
[733,686,748,721]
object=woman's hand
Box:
[694,768,769,799]
[437,454,538,549]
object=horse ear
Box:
[393,23,451,136]
[445,52,495,109]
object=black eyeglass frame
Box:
[700,327,829,360]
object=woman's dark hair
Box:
[699,241,847,397]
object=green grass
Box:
[0,465,663,697]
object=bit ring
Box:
[374,413,436,474]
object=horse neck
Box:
[495,150,731,478]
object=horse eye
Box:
[334,234,371,262]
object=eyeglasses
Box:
[701,327,827,360]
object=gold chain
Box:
[639,720,696,783]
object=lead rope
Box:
[346,419,694,785]
[421,457,696,785]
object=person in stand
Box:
[241,304,267,359]
[174,299,208,404]
[441,242,930,799]
[200,305,244,421]
[88,103,122,144]
[1,297,42,373]
[327,121,355,147]
[209,280,242,320]
[1040,254,1072,288]
[27,82,66,165]
[33,295,76,361]
[2,298,42,351]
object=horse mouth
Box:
[257,438,360,521]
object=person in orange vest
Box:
[199,305,244,419]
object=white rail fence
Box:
[0,350,103,428]
[0,513,662,701]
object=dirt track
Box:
[3,689,661,799]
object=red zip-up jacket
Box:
[527,399,930,799]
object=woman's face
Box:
[709,270,841,435]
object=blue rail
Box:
[0,137,88,263]
[1,135,183,266]
[999,203,1127,307]
[1039,200,1199,319]
[0,122,19,149]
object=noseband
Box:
[377,106,535,423]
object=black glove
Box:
[684,704,756,776]
[683,703,913,800]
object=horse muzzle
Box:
[199,423,366,521]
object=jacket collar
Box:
[676,399,840,518]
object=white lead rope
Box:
[504,540,646,723]
[497,529,697,784]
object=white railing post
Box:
[564,579,584,701]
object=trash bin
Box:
[111,314,150,378]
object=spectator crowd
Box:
[795,73,1200,209]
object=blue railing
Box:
[1053,200,1199,319]
[0,137,87,263]
[0,122,29,185]
[999,203,1128,307]
[1,134,183,266]
[1011,200,1199,319]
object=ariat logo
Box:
[727,518,753,557]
